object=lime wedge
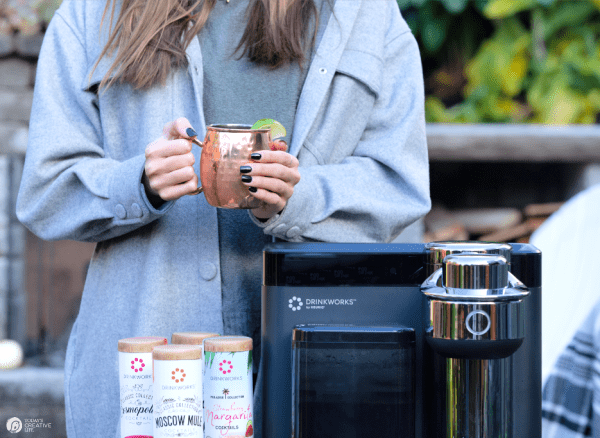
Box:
[251,118,286,140]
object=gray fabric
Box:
[15,0,431,437]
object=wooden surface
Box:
[427,124,600,162]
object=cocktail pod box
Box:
[153,344,203,438]
[203,336,254,438]
[118,337,168,438]
[118,333,248,438]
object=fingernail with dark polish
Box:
[186,127,197,137]
[250,153,262,160]
[241,175,252,183]
[249,186,257,193]
[240,166,252,174]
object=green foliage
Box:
[426,16,532,123]
[400,0,488,56]
[415,0,600,123]
[0,0,61,36]
[399,0,472,14]
[484,0,538,18]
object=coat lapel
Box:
[186,37,207,136]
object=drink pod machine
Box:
[261,242,541,438]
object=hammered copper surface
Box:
[195,124,270,209]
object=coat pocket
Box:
[298,50,381,167]
[300,137,325,166]
[335,49,384,99]
[81,54,117,93]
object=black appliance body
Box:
[261,242,541,438]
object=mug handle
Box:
[188,137,204,195]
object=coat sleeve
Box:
[16,10,174,242]
[254,6,431,243]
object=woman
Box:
[16,0,430,436]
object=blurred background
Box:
[2,0,600,436]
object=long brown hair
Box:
[94,0,319,90]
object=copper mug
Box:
[189,124,271,209]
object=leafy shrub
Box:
[414,0,600,123]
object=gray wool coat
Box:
[16,0,431,437]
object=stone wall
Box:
[1,31,69,438]
[1,30,94,350]
[0,32,38,343]
[0,33,39,141]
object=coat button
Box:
[286,226,302,239]
[199,262,217,281]
[115,204,127,219]
[131,203,143,218]
[319,67,327,74]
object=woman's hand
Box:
[241,140,301,220]
[143,118,198,205]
